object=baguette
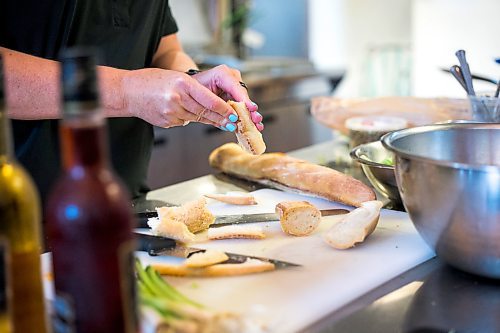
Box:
[228,100,266,155]
[323,200,383,249]
[276,201,321,236]
[209,143,376,207]
[152,258,275,277]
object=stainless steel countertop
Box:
[141,138,497,333]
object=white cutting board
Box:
[137,189,436,333]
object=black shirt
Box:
[0,0,178,204]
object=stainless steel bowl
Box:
[382,123,500,278]
[349,141,402,206]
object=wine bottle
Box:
[45,49,137,332]
[0,55,49,332]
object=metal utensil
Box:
[211,208,349,227]
[455,50,476,96]
[442,66,498,85]
[136,208,349,228]
[494,78,500,98]
[135,232,300,268]
[448,65,467,92]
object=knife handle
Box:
[135,232,176,254]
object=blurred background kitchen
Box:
[148,0,500,189]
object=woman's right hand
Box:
[122,68,238,130]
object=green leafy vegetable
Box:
[380,157,394,166]
[135,260,264,333]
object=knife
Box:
[135,232,300,269]
[136,208,349,228]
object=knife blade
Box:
[135,232,300,269]
[136,208,349,228]
[211,208,349,227]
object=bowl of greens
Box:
[350,140,402,207]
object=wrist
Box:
[99,66,130,117]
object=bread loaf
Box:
[209,143,376,207]
[276,201,321,236]
[228,100,266,155]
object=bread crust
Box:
[207,225,266,240]
[152,258,275,277]
[323,200,383,249]
[209,143,376,207]
[184,250,229,268]
[228,100,266,155]
[204,193,257,205]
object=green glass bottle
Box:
[0,56,49,332]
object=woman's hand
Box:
[191,65,264,131]
[122,68,239,130]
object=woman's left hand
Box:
[191,65,264,131]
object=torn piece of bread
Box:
[148,198,215,242]
[323,200,383,249]
[276,201,321,236]
[152,258,275,277]
[204,193,257,205]
[228,100,266,155]
[147,216,196,243]
[156,198,215,234]
[209,143,376,207]
[184,249,229,268]
[208,225,266,240]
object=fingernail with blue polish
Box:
[225,123,236,132]
[228,113,238,122]
[255,111,262,118]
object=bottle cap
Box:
[60,48,100,105]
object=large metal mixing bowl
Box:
[382,123,500,278]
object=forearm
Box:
[1,47,129,119]
[151,50,197,72]
[151,34,197,72]
[1,47,60,119]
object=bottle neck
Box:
[60,102,109,170]
[0,106,13,159]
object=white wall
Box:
[308,0,347,72]
[412,0,500,97]
[309,0,412,97]
[169,0,212,47]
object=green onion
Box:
[135,260,214,331]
